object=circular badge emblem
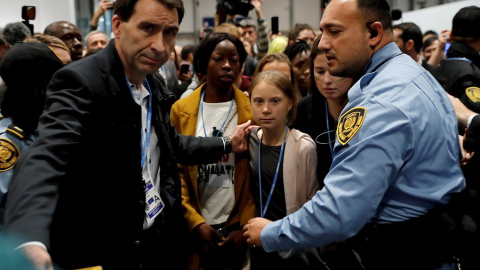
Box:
[0,138,20,172]
[337,107,366,146]
[466,87,480,103]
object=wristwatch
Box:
[222,136,232,153]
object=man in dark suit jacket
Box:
[3,0,251,269]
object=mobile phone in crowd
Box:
[271,16,279,35]
[180,63,190,75]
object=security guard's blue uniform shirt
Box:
[261,42,466,251]
[0,116,36,230]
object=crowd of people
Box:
[0,0,479,269]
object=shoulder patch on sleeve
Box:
[466,87,480,103]
[0,138,21,171]
[337,107,366,146]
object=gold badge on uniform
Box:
[337,107,366,146]
[466,87,480,103]
[0,138,20,172]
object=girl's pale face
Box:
[313,54,352,101]
[250,82,292,130]
[262,61,292,81]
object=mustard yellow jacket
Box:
[170,84,255,232]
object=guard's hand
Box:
[243,217,272,248]
[22,245,53,270]
[230,120,256,153]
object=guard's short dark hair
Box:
[195,32,247,75]
[287,23,314,43]
[114,0,185,24]
[393,22,423,53]
[357,0,392,31]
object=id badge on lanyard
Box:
[144,178,164,220]
[130,77,164,221]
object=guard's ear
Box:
[367,21,383,48]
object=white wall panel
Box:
[399,0,480,34]
[0,0,76,34]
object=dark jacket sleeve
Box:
[4,67,94,247]
[174,133,225,166]
[464,115,480,152]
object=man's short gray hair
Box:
[85,30,109,47]
[2,22,32,46]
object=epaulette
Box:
[6,123,25,140]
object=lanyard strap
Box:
[125,76,152,168]
[200,90,234,137]
[141,79,153,168]
[258,127,288,218]
[325,100,334,160]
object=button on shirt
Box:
[129,81,161,229]
[260,42,466,252]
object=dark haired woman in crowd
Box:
[293,34,363,270]
[284,40,312,97]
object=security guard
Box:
[243,1,465,269]
[0,118,32,229]
[0,41,67,229]
[433,6,480,113]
